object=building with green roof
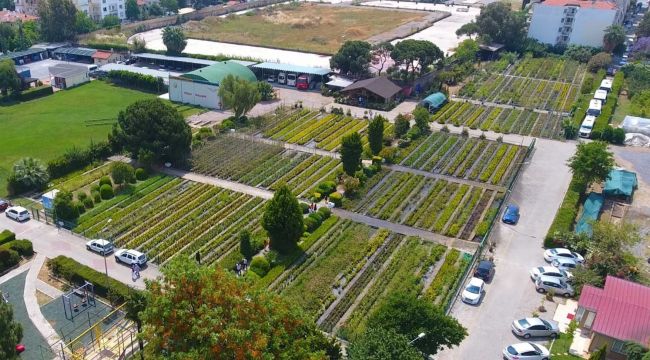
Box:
[169,61,257,109]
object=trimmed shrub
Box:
[99,176,112,187]
[47,256,134,303]
[304,216,320,233]
[2,240,34,257]
[308,211,323,223]
[250,255,270,277]
[77,191,88,202]
[90,184,100,193]
[0,248,20,273]
[135,168,148,181]
[329,192,343,207]
[317,207,331,219]
[300,203,310,214]
[83,197,94,209]
[0,230,16,246]
[19,85,53,101]
[100,184,114,199]
[316,181,337,196]
[47,141,112,179]
[107,70,167,94]
[75,201,86,215]
[92,191,101,203]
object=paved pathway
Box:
[429,123,535,147]
[36,279,63,299]
[24,255,62,352]
[158,167,477,252]
[450,96,571,117]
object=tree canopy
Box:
[567,141,614,186]
[587,52,612,72]
[262,184,304,254]
[126,0,140,20]
[603,25,626,53]
[74,12,96,34]
[457,2,527,52]
[391,39,443,75]
[0,299,22,360]
[110,162,135,186]
[217,75,261,120]
[162,26,187,55]
[38,0,77,42]
[394,114,410,139]
[140,258,341,359]
[370,42,394,76]
[413,106,430,133]
[637,11,650,38]
[630,89,650,117]
[330,40,372,78]
[348,327,422,360]
[0,59,21,96]
[340,132,363,176]
[366,294,467,356]
[367,115,385,156]
[7,157,49,194]
[110,99,192,164]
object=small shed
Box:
[421,92,447,113]
[575,192,604,236]
[603,169,638,198]
[92,50,124,66]
[478,43,504,61]
[41,189,60,210]
[49,63,89,89]
[340,77,402,106]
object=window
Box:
[612,340,625,353]
[119,4,122,8]
[103,7,106,10]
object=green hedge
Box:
[544,177,587,248]
[1,240,34,257]
[47,255,134,304]
[20,86,53,101]
[572,70,606,128]
[47,141,112,179]
[0,248,20,274]
[0,230,16,246]
[107,71,167,94]
[591,72,624,140]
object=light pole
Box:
[103,219,112,279]
[409,332,426,345]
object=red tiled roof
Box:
[0,10,38,23]
[578,276,650,345]
[541,0,617,9]
[92,51,113,60]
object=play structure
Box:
[62,281,97,320]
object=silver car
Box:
[551,258,579,274]
[530,266,572,282]
[535,275,574,297]
[511,317,559,339]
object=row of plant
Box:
[423,249,471,307]
[508,57,585,83]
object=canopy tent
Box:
[603,169,638,198]
[575,192,604,236]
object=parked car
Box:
[0,199,9,212]
[502,204,520,224]
[544,248,584,263]
[530,266,572,282]
[115,249,147,266]
[86,239,114,256]
[461,277,484,305]
[474,260,494,281]
[511,317,560,339]
[267,74,276,82]
[535,275,574,297]
[5,206,30,222]
[551,258,579,274]
[503,342,550,360]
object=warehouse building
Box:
[169,61,257,109]
[49,63,89,89]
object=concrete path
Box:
[324,100,420,121]
[429,122,535,147]
[228,133,341,159]
[0,216,161,291]
[36,279,63,299]
[450,96,571,117]
[389,164,506,191]
[24,255,62,351]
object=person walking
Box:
[134,263,141,280]
[131,263,137,282]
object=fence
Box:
[444,138,537,314]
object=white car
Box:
[503,342,550,360]
[86,239,114,256]
[544,248,584,263]
[5,206,30,222]
[461,277,484,305]
[551,258,579,274]
[115,249,147,266]
[530,266,572,282]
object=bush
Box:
[100,184,114,199]
[300,202,310,214]
[47,141,112,179]
[0,230,16,246]
[83,196,94,209]
[329,192,343,207]
[304,216,320,233]
[47,256,134,303]
[1,240,34,257]
[135,168,148,181]
[308,211,323,223]
[250,255,270,277]
[92,191,101,203]
[0,248,20,273]
[107,70,167,94]
[99,176,112,187]
[317,207,331,219]
[90,184,100,193]
[316,181,337,196]
[77,191,88,201]
[611,128,625,144]
[19,85,53,101]
[544,177,587,247]
[75,201,86,215]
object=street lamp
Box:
[103,219,112,279]
[409,332,426,345]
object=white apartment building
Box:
[528,0,627,48]
[94,0,126,20]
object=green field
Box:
[0,81,156,197]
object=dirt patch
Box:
[37,259,68,292]
[36,290,53,306]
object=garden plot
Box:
[506,57,586,83]
[397,132,527,186]
[423,248,472,307]
[431,101,565,139]
[191,135,340,197]
[353,172,499,240]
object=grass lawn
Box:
[612,90,632,126]
[183,3,427,54]
[0,81,156,197]
[550,333,582,360]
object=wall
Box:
[588,334,627,360]
[169,77,220,109]
[528,4,565,45]
[65,72,90,88]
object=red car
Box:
[0,200,9,213]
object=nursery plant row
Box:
[506,57,585,84]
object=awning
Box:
[326,77,354,88]
[252,62,330,76]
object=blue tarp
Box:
[603,169,637,197]
[575,192,604,236]
[421,92,447,110]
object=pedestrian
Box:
[195,251,201,265]
[134,263,141,279]
[131,264,137,282]
[236,262,241,276]
[243,258,248,270]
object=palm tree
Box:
[12,157,49,191]
[603,25,626,53]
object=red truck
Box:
[296,74,314,90]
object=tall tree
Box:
[367,294,467,356]
[140,258,341,359]
[0,23,16,54]
[53,191,79,221]
[394,114,410,139]
[348,328,422,360]
[391,39,443,75]
[456,2,527,52]
[413,106,430,133]
[126,0,140,20]
[160,0,178,13]
[330,40,372,78]
[74,12,96,34]
[567,141,614,186]
[239,229,254,259]
[637,11,650,38]
[110,99,192,164]
[603,25,626,53]
[162,26,186,55]
[0,59,20,96]
[367,115,385,156]
[262,185,304,254]
[218,75,261,120]
[38,0,77,42]
[370,42,394,76]
[453,39,479,64]
[340,132,362,176]
[587,52,612,72]
[0,298,22,360]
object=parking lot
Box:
[437,139,576,359]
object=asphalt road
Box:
[0,215,161,290]
[436,139,576,359]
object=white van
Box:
[579,115,596,138]
[286,73,297,87]
[599,79,613,92]
[87,64,98,72]
[594,89,608,104]
[278,72,286,84]
[587,99,602,116]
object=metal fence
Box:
[444,138,537,314]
